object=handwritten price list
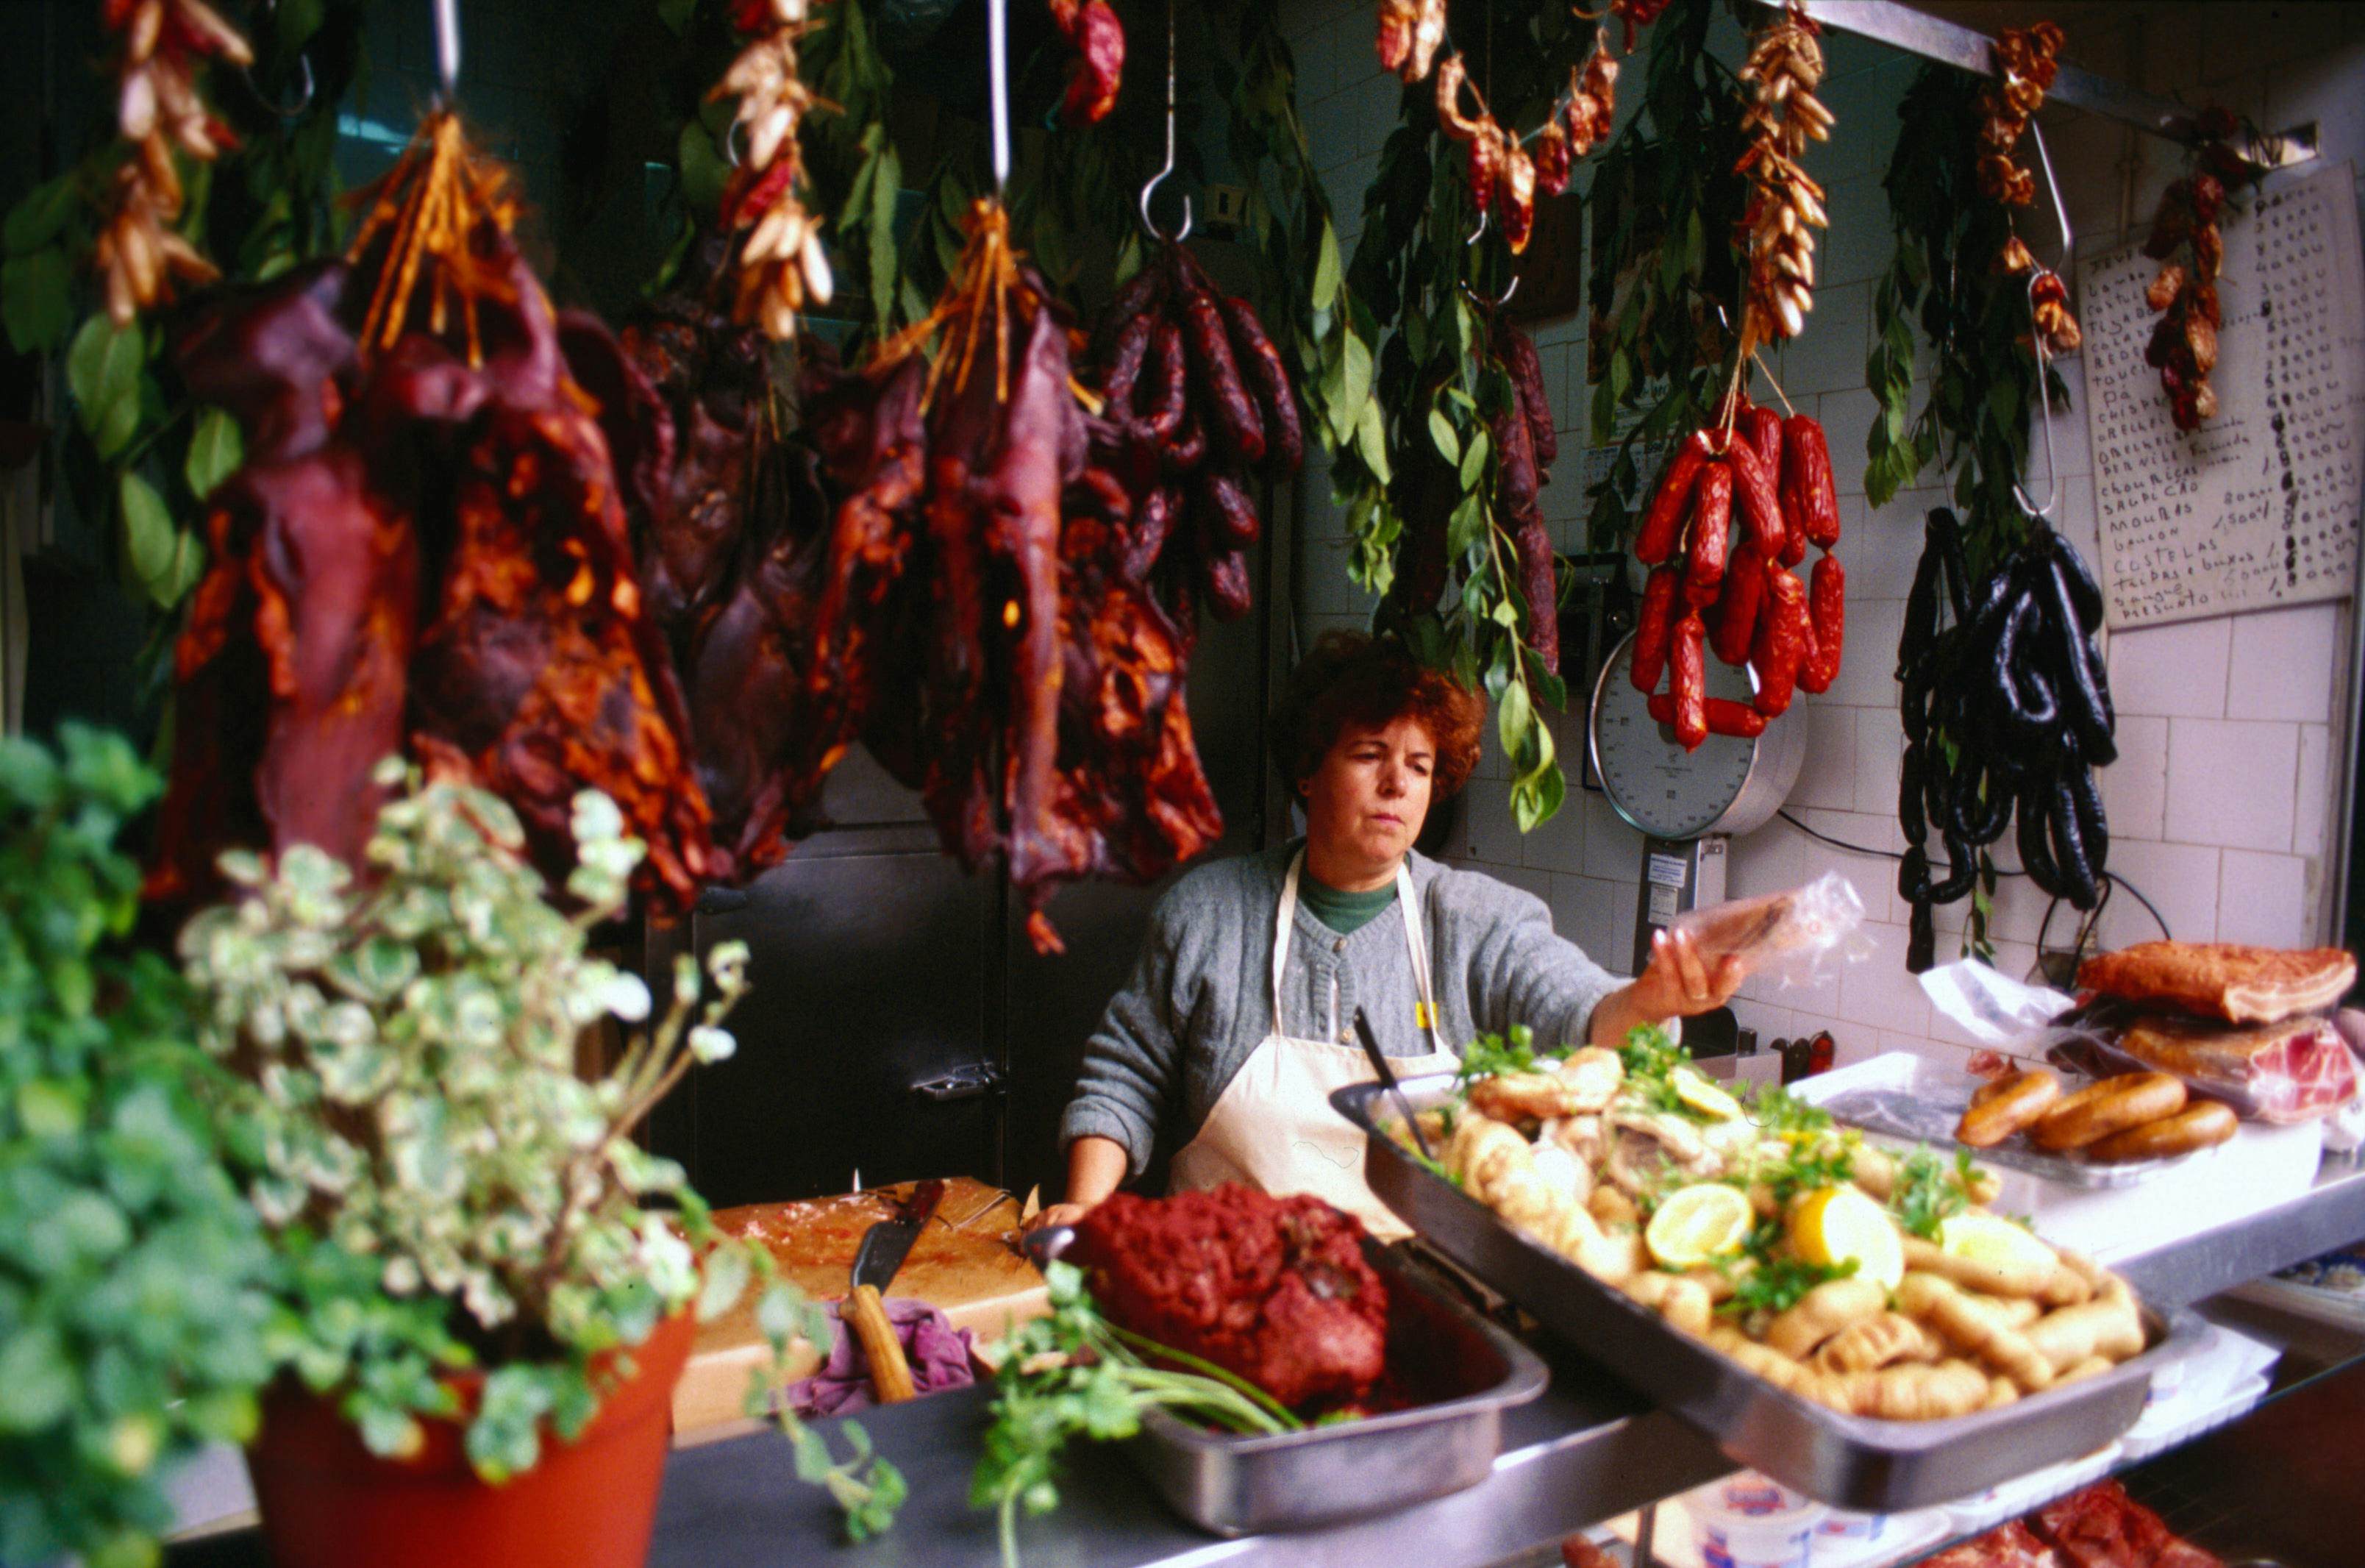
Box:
[2080,165,2365,630]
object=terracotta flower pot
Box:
[246,1309,695,1568]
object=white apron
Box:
[1168,850,1458,1240]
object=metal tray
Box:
[1812,1079,2191,1189]
[1122,1239,1549,1537]
[1333,1074,2211,1513]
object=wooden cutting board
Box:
[672,1176,1048,1436]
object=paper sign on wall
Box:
[2078,164,2365,630]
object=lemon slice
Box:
[1789,1186,1905,1291]
[1645,1182,1754,1269]
[1938,1212,2056,1275]
[1670,1065,1744,1122]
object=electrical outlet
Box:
[1203,183,1251,231]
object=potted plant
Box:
[0,725,277,1568]
[179,762,755,1568]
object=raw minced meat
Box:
[1067,1184,1389,1411]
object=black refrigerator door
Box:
[651,752,999,1208]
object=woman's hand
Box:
[1027,1136,1127,1233]
[1588,927,1747,1044]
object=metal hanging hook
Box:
[2014,271,2064,521]
[986,0,1010,195]
[2012,120,2070,521]
[431,0,460,101]
[243,0,314,118]
[1138,0,1190,243]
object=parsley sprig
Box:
[749,1283,907,1542]
[1743,1083,1834,1137]
[974,1262,1303,1567]
[1455,1022,1571,1091]
[1889,1147,1985,1241]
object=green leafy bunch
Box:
[1455,1020,1573,1090]
[1888,1145,1984,1241]
[1579,0,1749,554]
[1338,4,1604,832]
[1719,1234,1855,1317]
[1,1,360,625]
[1741,1081,1835,1138]
[0,725,274,1568]
[1863,64,2072,582]
[179,765,753,1482]
[974,1259,1302,1568]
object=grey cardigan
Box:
[1059,842,1624,1180]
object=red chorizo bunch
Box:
[1047,0,1124,125]
[1069,1186,1390,1413]
[1629,407,1844,750]
[1095,240,1304,625]
[2141,109,2252,431]
[1975,21,2063,208]
[1375,0,1447,82]
[152,114,716,913]
[1435,57,1538,253]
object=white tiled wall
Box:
[1278,0,2365,1070]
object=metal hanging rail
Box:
[1769,0,2317,168]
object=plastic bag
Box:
[1919,960,2077,1050]
[1668,872,1869,989]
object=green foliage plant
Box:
[179,762,753,1483]
[0,725,274,1568]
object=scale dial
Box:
[1588,630,1805,840]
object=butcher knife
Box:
[841,1178,944,1404]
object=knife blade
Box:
[842,1178,945,1404]
[849,1177,945,1294]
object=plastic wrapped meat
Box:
[2096,1011,2360,1124]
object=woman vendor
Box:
[1039,632,1745,1236]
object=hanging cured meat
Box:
[1088,238,1304,625]
[756,202,1228,952]
[149,113,716,914]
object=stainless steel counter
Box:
[641,1344,1730,1568]
[2116,1147,2365,1308]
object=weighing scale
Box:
[1587,630,1805,974]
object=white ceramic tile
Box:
[2295,724,2333,860]
[1822,596,1906,708]
[1815,388,1881,496]
[1816,175,1892,288]
[1355,79,1400,157]
[1549,873,1622,968]
[2108,618,2230,719]
[1457,771,1522,867]
[2225,604,2339,724]
[2217,850,2316,949]
[2044,358,2094,480]
[1729,997,1796,1052]
[2097,715,2169,844]
[1844,492,1924,602]
[1779,282,1872,399]
[1834,919,1930,1037]
[1852,706,1904,830]
[1788,701,1858,811]
[2094,838,2219,948]
[1583,789,1646,880]
[1522,774,1588,874]
[2164,717,2297,852]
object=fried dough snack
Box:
[1402,1043,2156,1421]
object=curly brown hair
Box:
[1269,631,1485,797]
